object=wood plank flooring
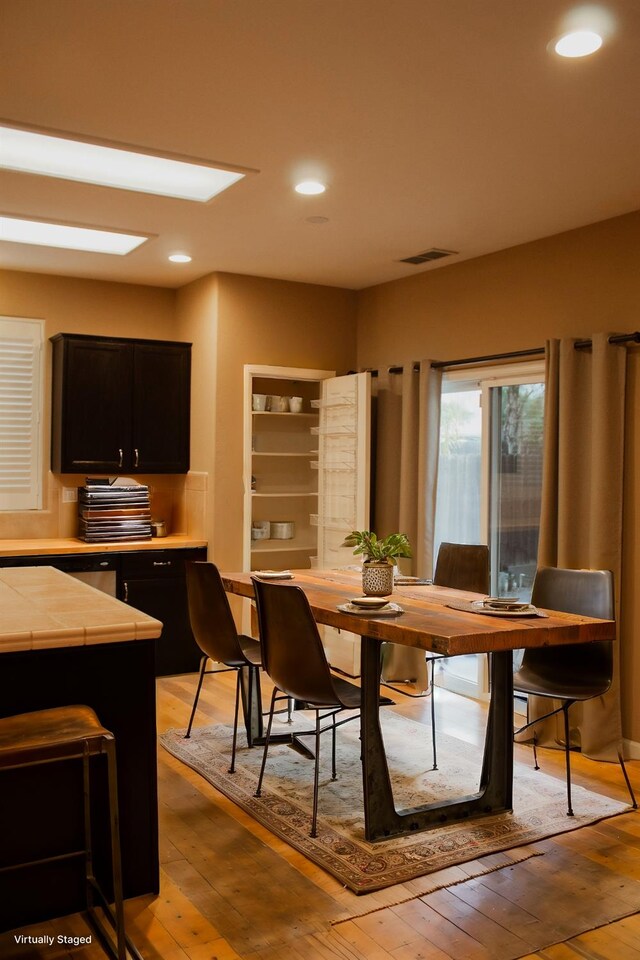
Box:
[3,670,639,960]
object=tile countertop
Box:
[0,534,207,558]
[0,566,163,654]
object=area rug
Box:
[160,711,629,893]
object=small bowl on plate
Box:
[482,597,529,612]
[350,596,390,610]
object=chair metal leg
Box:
[83,737,144,960]
[311,711,321,838]
[185,655,208,738]
[617,749,638,808]
[229,669,241,774]
[562,703,574,817]
[429,658,438,771]
[331,714,337,781]
[82,745,96,915]
[255,688,278,798]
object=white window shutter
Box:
[0,317,43,511]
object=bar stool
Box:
[0,705,142,960]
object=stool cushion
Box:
[0,705,113,769]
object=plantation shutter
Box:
[0,317,43,510]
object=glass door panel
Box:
[434,364,545,700]
[488,382,544,602]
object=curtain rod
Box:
[372,331,640,376]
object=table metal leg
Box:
[240,664,263,746]
[361,636,513,841]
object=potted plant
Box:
[342,530,412,596]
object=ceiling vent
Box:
[398,248,458,265]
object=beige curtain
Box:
[374,361,442,685]
[527,333,627,760]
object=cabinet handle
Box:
[153,560,172,567]
[118,448,123,468]
[135,448,139,467]
[123,581,128,602]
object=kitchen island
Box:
[0,566,162,932]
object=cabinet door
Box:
[132,344,191,473]
[52,338,132,473]
[120,548,205,676]
[317,371,371,676]
[123,578,200,676]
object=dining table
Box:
[221,568,616,842]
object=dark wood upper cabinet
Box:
[51,334,191,474]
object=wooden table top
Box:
[222,568,616,656]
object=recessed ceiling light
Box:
[168,253,192,263]
[554,29,603,57]
[0,124,247,201]
[295,180,326,195]
[0,215,148,254]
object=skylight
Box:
[0,125,246,201]
[0,216,148,255]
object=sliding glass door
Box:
[433,362,545,699]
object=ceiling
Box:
[1,0,639,291]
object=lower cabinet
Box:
[119,548,207,676]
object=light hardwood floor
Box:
[4,670,640,960]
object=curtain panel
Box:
[373,361,442,685]
[527,333,627,760]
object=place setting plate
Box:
[444,596,547,617]
[253,570,294,580]
[337,596,405,617]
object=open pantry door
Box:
[315,371,371,675]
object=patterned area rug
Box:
[160,711,629,893]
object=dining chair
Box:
[251,576,366,838]
[513,566,637,816]
[184,561,262,773]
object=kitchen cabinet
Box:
[51,333,191,474]
[120,548,206,675]
[243,364,370,675]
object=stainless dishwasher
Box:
[49,554,118,596]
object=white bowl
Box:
[350,596,390,609]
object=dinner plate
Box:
[394,577,433,586]
[337,602,404,617]
[471,600,538,617]
[254,570,294,580]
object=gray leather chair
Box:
[514,566,637,815]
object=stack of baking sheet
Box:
[78,478,152,542]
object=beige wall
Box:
[0,270,178,537]
[193,272,358,568]
[356,211,640,743]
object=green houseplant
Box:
[343,530,412,596]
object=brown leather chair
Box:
[429,542,490,769]
[184,561,262,773]
[0,705,142,960]
[514,566,637,816]
[251,577,365,838]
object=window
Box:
[0,317,44,511]
[434,361,545,698]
